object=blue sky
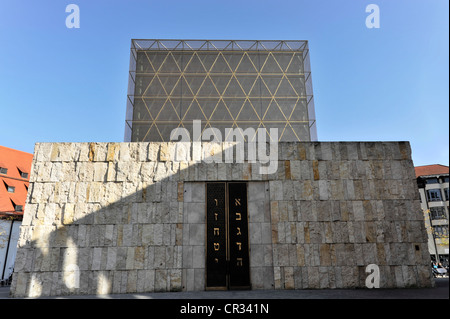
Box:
[0,0,448,166]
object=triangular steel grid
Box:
[128,41,314,142]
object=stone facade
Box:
[10,141,434,297]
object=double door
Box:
[206,182,250,290]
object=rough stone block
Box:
[269,181,283,201]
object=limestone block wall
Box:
[247,182,274,289]
[10,141,433,297]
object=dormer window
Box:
[0,167,7,174]
[18,168,29,179]
[3,180,14,193]
[10,199,23,212]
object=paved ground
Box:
[1,278,448,299]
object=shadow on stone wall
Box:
[10,141,268,297]
[10,141,434,297]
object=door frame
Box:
[205,182,251,290]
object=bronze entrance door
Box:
[206,182,250,290]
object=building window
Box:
[3,181,14,192]
[18,168,28,179]
[433,225,449,238]
[10,199,23,212]
[442,177,449,183]
[445,188,449,201]
[0,167,7,174]
[430,207,447,220]
[425,178,439,184]
[427,189,443,202]
[17,168,28,178]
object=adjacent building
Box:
[415,164,449,267]
[0,145,33,285]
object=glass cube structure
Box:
[125,39,317,142]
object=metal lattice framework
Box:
[125,39,317,142]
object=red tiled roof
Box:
[415,164,449,178]
[0,145,33,217]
